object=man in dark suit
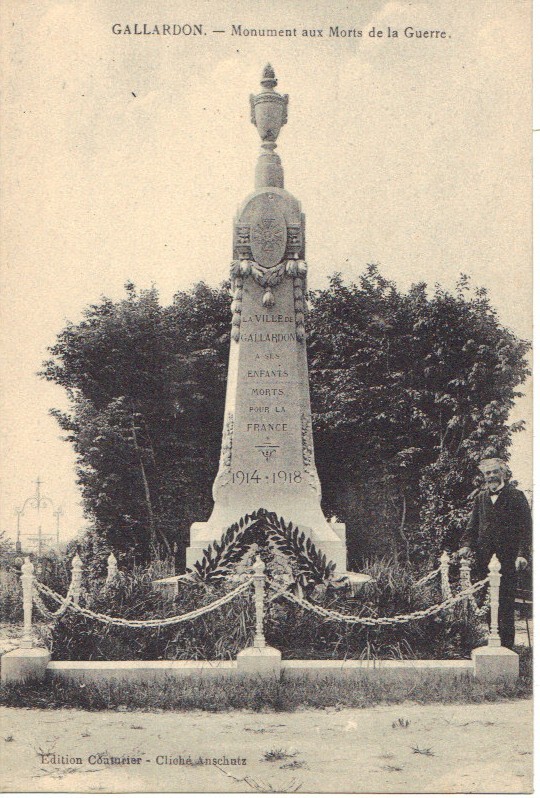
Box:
[459,457,531,649]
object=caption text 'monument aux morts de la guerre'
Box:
[111,23,449,40]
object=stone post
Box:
[459,554,472,612]
[20,557,34,649]
[106,552,118,584]
[236,552,282,676]
[71,554,83,604]
[487,553,501,647]
[252,555,266,648]
[472,552,518,681]
[459,555,472,593]
[440,551,451,600]
[1,557,50,684]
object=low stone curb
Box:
[1,645,520,684]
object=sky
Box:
[0,0,532,546]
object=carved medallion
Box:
[250,210,287,269]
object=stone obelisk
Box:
[186,65,346,572]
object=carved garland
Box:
[230,258,308,341]
[293,276,306,341]
[213,412,234,498]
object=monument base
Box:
[237,645,282,677]
[471,645,519,681]
[186,519,347,574]
[1,647,50,684]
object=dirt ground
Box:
[0,700,533,793]
[0,618,533,793]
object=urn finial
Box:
[250,65,288,148]
[250,65,288,188]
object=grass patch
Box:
[392,717,410,728]
[411,745,435,756]
[262,748,295,762]
[0,651,531,712]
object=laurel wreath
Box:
[190,508,336,587]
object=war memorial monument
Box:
[0,64,521,698]
[186,65,348,574]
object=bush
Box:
[0,568,23,624]
[33,549,72,595]
[47,556,484,661]
[49,567,254,661]
[264,556,484,660]
[0,533,24,623]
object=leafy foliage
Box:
[41,282,230,565]
[265,555,484,660]
[0,532,21,623]
[41,268,529,565]
[48,556,483,662]
[191,514,256,583]
[308,267,529,566]
[49,566,254,661]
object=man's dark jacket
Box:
[461,483,532,572]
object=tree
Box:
[307,267,529,565]
[42,282,230,565]
[41,268,529,567]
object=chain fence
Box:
[32,577,253,629]
[471,588,490,617]
[23,552,493,636]
[32,586,74,620]
[276,577,489,627]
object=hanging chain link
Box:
[277,577,489,626]
[30,553,491,632]
[458,559,490,618]
[32,577,253,628]
[414,567,441,587]
[32,586,74,620]
[470,587,490,617]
